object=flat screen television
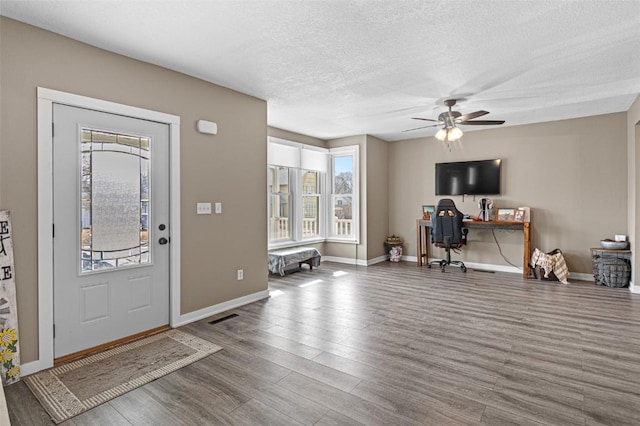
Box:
[435,159,501,196]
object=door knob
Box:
[159,237,168,245]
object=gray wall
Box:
[0,17,268,362]
[389,113,628,273]
[366,135,390,260]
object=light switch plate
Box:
[197,203,212,215]
[215,202,222,214]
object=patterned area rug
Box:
[23,329,221,424]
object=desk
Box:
[416,219,531,278]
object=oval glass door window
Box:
[81,129,151,272]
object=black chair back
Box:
[431,199,464,247]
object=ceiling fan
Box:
[403,99,505,142]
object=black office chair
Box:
[428,199,468,272]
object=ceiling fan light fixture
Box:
[448,126,463,141]
[435,128,448,141]
[435,126,463,142]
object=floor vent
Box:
[208,313,239,325]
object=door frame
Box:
[36,87,181,371]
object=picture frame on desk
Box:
[497,208,515,221]
[422,205,435,220]
[517,206,531,222]
[514,208,525,222]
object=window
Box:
[80,128,151,272]
[328,146,359,242]
[267,138,327,246]
[267,166,291,242]
[302,170,321,238]
[267,138,359,247]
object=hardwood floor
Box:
[6,261,640,425]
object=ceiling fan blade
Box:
[402,124,441,132]
[410,117,440,122]
[459,120,505,126]
[456,110,489,122]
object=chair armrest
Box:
[462,228,469,245]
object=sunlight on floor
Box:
[269,289,285,297]
[333,270,348,277]
[299,279,323,288]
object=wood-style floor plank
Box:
[6,261,640,425]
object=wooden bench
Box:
[268,247,321,276]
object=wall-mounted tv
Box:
[435,159,501,196]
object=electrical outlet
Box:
[237,269,244,280]
[215,202,222,214]
[196,203,212,215]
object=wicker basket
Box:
[592,255,630,288]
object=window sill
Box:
[325,238,360,244]
[269,238,324,251]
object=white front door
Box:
[53,104,170,358]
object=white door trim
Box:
[36,87,181,372]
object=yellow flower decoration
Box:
[0,349,13,363]
[6,365,20,378]
[0,328,17,346]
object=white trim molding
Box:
[570,272,595,282]
[173,290,270,327]
[322,256,368,266]
[324,256,600,284]
[407,259,522,274]
[36,87,181,373]
[366,255,388,265]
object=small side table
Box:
[590,248,632,288]
[384,240,403,262]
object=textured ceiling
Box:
[1,0,639,141]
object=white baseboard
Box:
[456,261,522,274]
[630,281,638,293]
[412,258,522,274]
[367,255,388,265]
[322,256,367,266]
[19,359,51,377]
[322,255,396,266]
[173,290,270,327]
[569,272,595,282]
[405,256,597,282]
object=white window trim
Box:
[267,138,328,249]
[267,165,294,245]
[300,169,324,241]
[326,145,360,244]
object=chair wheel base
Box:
[427,259,466,273]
